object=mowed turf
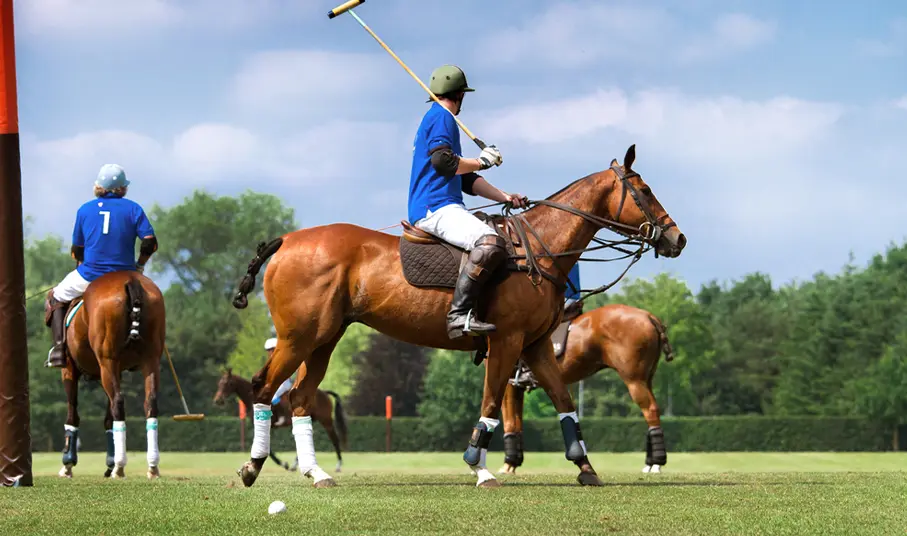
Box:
[3,452,906,535]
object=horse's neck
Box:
[520,171,616,278]
[231,377,256,408]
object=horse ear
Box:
[610,158,619,168]
[624,144,636,171]
[226,367,232,376]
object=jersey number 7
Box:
[100,211,111,235]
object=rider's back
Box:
[75,194,153,281]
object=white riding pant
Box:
[53,269,91,302]
[414,203,497,251]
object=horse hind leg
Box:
[99,361,127,479]
[238,337,318,487]
[497,383,525,475]
[626,378,666,474]
[59,363,81,478]
[289,334,345,488]
[143,358,161,479]
[313,393,343,473]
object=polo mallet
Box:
[163,345,205,421]
[327,0,488,150]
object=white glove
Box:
[478,145,503,170]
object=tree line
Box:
[23,190,907,439]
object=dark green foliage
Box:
[29,415,894,453]
[347,333,429,417]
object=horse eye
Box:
[641,187,651,196]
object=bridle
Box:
[498,163,676,302]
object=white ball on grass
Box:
[268,501,287,515]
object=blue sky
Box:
[14,0,907,293]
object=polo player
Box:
[44,164,158,368]
[408,64,527,339]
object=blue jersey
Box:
[408,102,465,224]
[72,194,155,281]
[566,265,581,301]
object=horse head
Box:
[605,144,686,258]
[213,367,234,406]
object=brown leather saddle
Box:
[398,211,522,289]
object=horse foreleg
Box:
[59,364,81,478]
[100,362,127,479]
[143,359,161,479]
[463,334,523,488]
[524,338,603,487]
[497,383,525,475]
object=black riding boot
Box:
[447,235,507,339]
[46,304,68,368]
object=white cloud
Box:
[21,117,407,236]
[478,3,774,68]
[228,50,393,118]
[679,13,777,63]
[481,88,843,165]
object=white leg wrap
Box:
[292,416,331,483]
[250,403,272,459]
[112,420,127,467]
[64,424,78,433]
[146,418,160,467]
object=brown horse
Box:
[498,303,674,476]
[54,271,166,479]
[213,368,349,472]
[231,144,685,488]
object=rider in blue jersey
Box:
[565,264,583,317]
[44,164,158,368]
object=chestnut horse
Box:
[55,270,166,479]
[232,145,685,488]
[213,368,349,472]
[498,303,674,476]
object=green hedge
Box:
[29,414,897,453]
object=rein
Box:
[497,164,672,302]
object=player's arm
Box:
[135,207,158,273]
[71,210,85,266]
[428,114,487,176]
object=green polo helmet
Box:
[429,65,475,96]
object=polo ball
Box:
[268,500,287,515]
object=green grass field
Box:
[3,452,906,535]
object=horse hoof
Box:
[112,466,126,479]
[313,478,336,489]
[147,466,161,480]
[577,471,603,487]
[238,462,259,488]
[58,465,73,478]
[650,464,661,473]
[478,478,502,488]
[497,464,517,475]
[104,467,113,478]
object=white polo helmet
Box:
[264,338,277,351]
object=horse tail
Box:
[125,277,144,344]
[648,313,674,363]
[323,390,349,451]
[232,237,284,309]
